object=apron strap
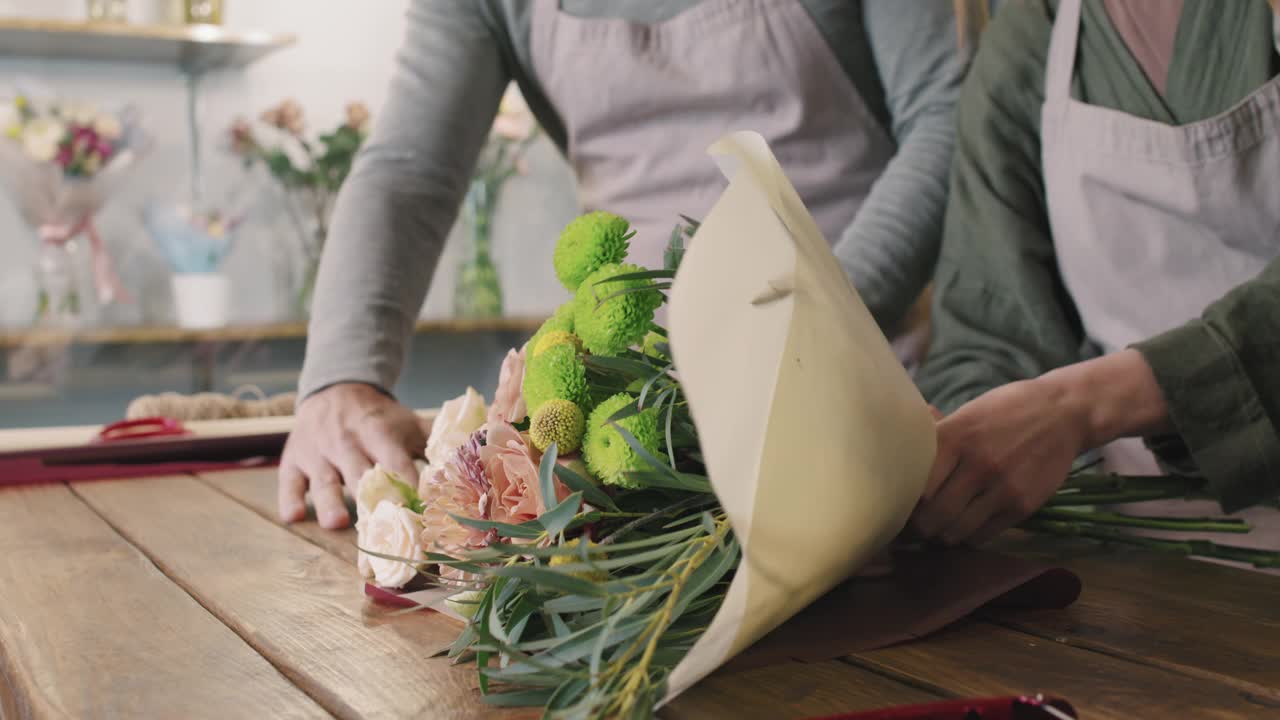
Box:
[1045,0,1083,104]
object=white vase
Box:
[171,272,229,328]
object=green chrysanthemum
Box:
[553,211,633,291]
[522,343,589,415]
[533,329,583,357]
[528,301,575,351]
[583,393,661,488]
[529,399,586,453]
[573,263,663,357]
[640,330,668,361]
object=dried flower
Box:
[261,99,305,135]
[345,101,371,133]
[491,84,534,142]
[228,116,256,156]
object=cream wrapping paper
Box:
[662,131,937,702]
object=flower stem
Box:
[1022,519,1280,568]
[1034,507,1250,533]
[598,495,716,546]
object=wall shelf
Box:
[0,317,545,349]
[0,17,295,72]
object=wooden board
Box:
[0,484,328,719]
[200,468,940,719]
[665,660,940,720]
[72,475,529,720]
[201,467,358,564]
[849,621,1280,720]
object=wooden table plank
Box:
[0,484,330,720]
[985,533,1280,696]
[849,620,1280,720]
[72,475,532,720]
[202,467,358,564]
[665,661,941,720]
[203,468,944,719]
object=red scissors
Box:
[93,416,191,443]
[0,416,284,488]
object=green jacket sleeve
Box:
[1134,265,1280,511]
[916,1,1086,413]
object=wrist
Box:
[1037,350,1172,450]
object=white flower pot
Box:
[171,272,229,328]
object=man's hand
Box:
[912,349,1172,546]
[278,383,432,529]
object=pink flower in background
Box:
[260,99,305,136]
[228,117,255,156]
[344,102,371,133]
[487,347,527,425]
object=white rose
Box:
[424,387,487,469]
[93,112,123,141]
[357,499,425,589]
[22,119,64,162]
[355,463,409,518]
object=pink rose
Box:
[481,422,571,524]
[487,347,527,425]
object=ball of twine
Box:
[125,385,296,421]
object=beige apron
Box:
[1042,0,1280,567]
[529,0,937,359]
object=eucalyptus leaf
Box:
[539,492,585,539]
[490,565,609,597]
[449,514,545,540]
[554,464,618,512]
[539,443,561,526]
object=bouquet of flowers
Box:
[228,100,370,312]
[355,133,1280,719]
[0,88,147,325]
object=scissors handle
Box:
[96,416,190,443]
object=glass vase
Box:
[34,240,85,328]
[453,178,504,319]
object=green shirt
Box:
[917,0,1280,511]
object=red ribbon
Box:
[37,214,132,305]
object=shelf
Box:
[0,317,545,349]
[0,17,295,72]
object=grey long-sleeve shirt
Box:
[299,0,969,400]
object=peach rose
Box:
[481,422,571,524]
[487,347,527,425]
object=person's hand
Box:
[911,377,1092,546]
[278,383,432,529]
[911,350,1173,547]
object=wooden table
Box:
[2,468,1277,719]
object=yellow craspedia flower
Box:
[529,398,586,453]
[553,211,633,291]
[533,329,584,357]
[528,301,575,350]
[549,538,609,582]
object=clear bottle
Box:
[85,0,128,23]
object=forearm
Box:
[297,0,509,399]
[835,112,952,332]
[839,0,969,331]
[1036,349,1172,449]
